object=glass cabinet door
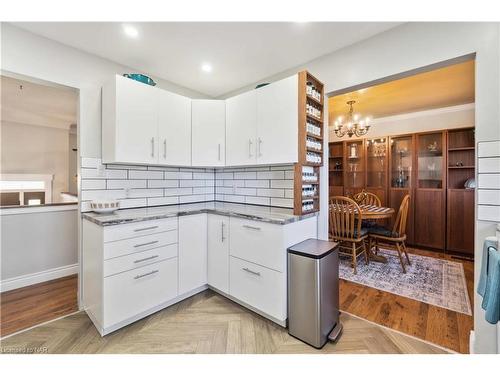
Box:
[417,132,444,189]
[390,136,413,188]
[345,140,365,189]
[366,138,387,188]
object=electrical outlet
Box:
[124,188,131,198]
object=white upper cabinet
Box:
[158,90,192,166]
[256,75,298,165]
[192,100,226,167]
[102,75,159,165]
[102,73,301,168]
[225,90,258,166]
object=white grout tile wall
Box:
[80,159,295,211]
[477,140,500,222]
[214,165,295,208]
[80,158,215,212]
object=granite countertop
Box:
[82,201,318,226]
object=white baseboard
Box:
[0,264,78,292]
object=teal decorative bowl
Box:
[123,74,156,86]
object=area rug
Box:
[339,248,472,315]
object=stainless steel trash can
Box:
[287,239,341,348]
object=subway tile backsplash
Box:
[80,158,215,212]
[214,165,294,208]
[80,158,295,211]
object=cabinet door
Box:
[207,215,229,293]
[192,100,226,167]
[414,189,445,249]
[158,90,191,166]
[225,90,257,166]
[114,75,159,164]
[447,189,474,255]
[178,214,208,294]
[256,75,298,164]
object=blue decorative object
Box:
[123,74,156,86]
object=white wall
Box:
[329,103,475,141]
[222,22,500,354]
[0,206,78,291]
[1,120,70,202]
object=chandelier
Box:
[333,100,371,138]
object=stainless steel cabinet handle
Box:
[249,139,253,158]
[134,255,159,264]
[242,267,261,276]
[134,225,159,232]
[242,224,261,231]
[221,221,226,242]
[258,137,262,157]
[134,269,159,280]
[163,139,167,159]
[151,138,155,157]
[218,144,221,161]
[133,240,159,248]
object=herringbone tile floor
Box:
[0,290,447,354]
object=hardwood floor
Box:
[339,247,474,353]
[0,289,447,354]
[0,275,78,338]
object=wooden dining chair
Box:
[329,196,369,274]
[368,194,411,273]
[353,191,381,207]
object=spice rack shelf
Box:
[294,71,325,215]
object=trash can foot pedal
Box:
[328,323,343,343]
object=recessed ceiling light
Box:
[122,24,139,39]
[201,63,212,73]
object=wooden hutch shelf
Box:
[294,71,324,215]
[446,127,475,256]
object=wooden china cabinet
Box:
[414,131,447,250]
[328,142,344,197]
[388,134,415,245]
[343,139,365,198]
[365,137,389,206]
[446,127,475,256]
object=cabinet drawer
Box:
[104,230,177,260]
[229,218,284,272]
[103,258,178,328]
[229,256,286,321]
[104,243,178,277]
[103,218,178,243]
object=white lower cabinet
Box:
[103,258,178,328]
[83,218,182,335]
[83,213,317,335]
[178,214,208,295]
[207,214,229,293]
[229,256,286,322]
[229,217,285,272]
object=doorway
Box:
[327,56,476,353]
[0,73,80,337]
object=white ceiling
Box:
[12,22,400,97]
[1,75,78,130]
